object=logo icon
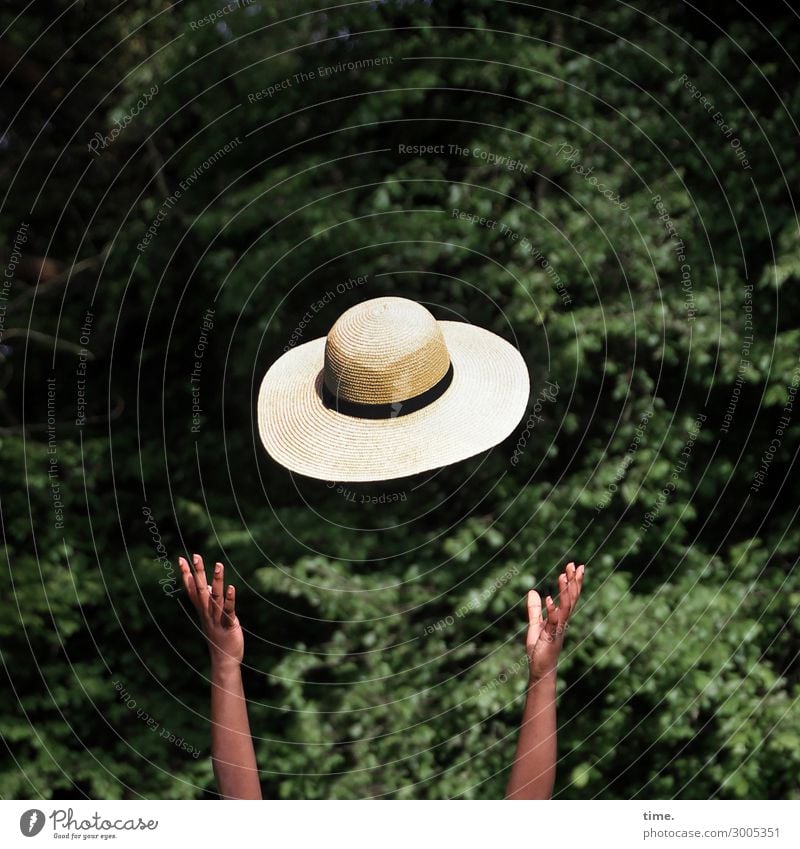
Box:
[19,809,45,837]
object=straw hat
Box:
[257,297,530,481]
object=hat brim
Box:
[257,321,530,482]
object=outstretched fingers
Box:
[544,594,560,641]
[565,563,585,621]
[179,556,198,607]
[222,584,237,629]
[191,553,208,598]
[560,562,586,624]
[565,562,577,607]
[209,561,224,622]
[526,588,544,650]
[557,570,572,621]
[526,589,543,626]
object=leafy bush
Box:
[1,0,798,799]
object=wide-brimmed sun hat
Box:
[257,297,530,482]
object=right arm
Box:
[180,554,262,800]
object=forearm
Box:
[505,671,557,799]
[210,660,262,799]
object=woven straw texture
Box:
[324,298,450,403]
[257,299,530,482]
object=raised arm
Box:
[506,561,584,800]
[179,554,262,800]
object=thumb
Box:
[527,589,543,626]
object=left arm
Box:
[179,554,262,800]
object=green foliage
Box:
[1,0,798,799]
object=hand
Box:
[179,554,244,668]
[526,562,585,682]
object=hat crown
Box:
[324,297,451,404]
